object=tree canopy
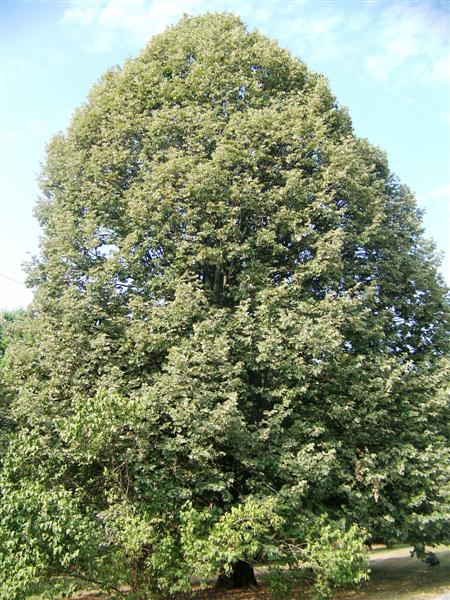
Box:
[1,13,449,600]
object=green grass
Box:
[336,547,450,600]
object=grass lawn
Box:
[27,547,450,600]
[335,546,450,600]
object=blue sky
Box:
[1,0,449,309]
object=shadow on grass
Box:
[26,548,450,600]
[335,547,450,600]
[187,549,450,600]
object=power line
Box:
[0,273,26,286]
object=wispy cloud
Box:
[61,0,450,90]
[419,182,450,234]
[421,183,450,205]
[365,1,450,86]
[5,57,48,77]
[62,0,360,58]
[286,13,352,62]
[63,0,202,52]
[420,182,450,281]
[5,48,70,81]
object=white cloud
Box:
[63,0,202,52]
[63,3,100,28]
[419,183,450,284]
[420,183,450,204]
[5,57,48,77]
[365,1,450,86]
[61,0,367,60]
[282,13,355,63]
[419,183,450,235]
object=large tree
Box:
[1,13,449,600]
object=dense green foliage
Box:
[1,13,449,599]
[0,309,24,454]
[0,309,24,371]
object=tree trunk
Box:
[213,265,224,304]
[215,560,257,589]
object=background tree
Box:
[1,13,449,600]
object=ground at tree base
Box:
[65,547,450,600]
